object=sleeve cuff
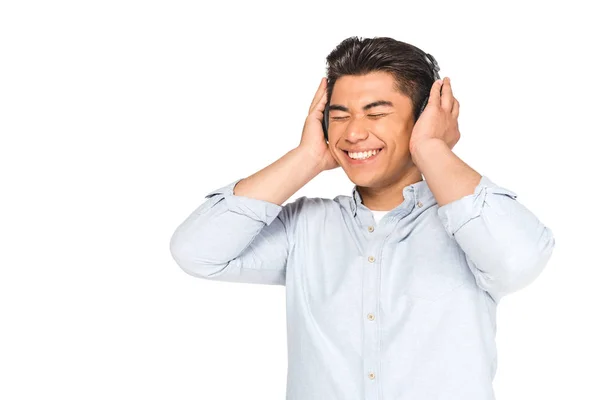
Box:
[204,178,283,226]
[437,175,518,237]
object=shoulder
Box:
[278,194,351,224]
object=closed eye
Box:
[331,114,387,120]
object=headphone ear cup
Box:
[322,103,329,141]
[415,52,440,122]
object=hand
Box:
[297,78,340,172]
[409,77,460,155]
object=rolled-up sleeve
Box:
[437,176,555,302]
[169,178,301,286]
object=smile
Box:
[343,148,383,164]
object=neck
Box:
[358,167,423,211]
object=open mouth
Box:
[342,148,383,164]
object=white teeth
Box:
[348,149,380,160]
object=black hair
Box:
[325,36,438,122]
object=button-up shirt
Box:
[169,175,555,400]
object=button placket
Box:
[363,249,379,395]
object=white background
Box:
[1,0,598,399]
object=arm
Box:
[409,78,555,302]
[412,140,555,302]
[169,147,323,285]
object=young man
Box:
[170,37,555,399]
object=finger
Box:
[427,79,443,108]
[309,85,329,120]
[441,77,454,111]
[451,98,460,118]
[309,78,327,114]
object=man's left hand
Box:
[409,77,460,155]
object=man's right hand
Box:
[298,78,340,172]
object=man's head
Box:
[324,36,438,193]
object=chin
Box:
[345,172,382,188]
[345,164,414,190]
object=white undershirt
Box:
[369,209,390,225]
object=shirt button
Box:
[368,226,374,232]
[368,372,376,380]
[417,201,423,208]
[367,313,375,321]
[368,256,375,263]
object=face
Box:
[327,71,417,189]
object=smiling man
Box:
[170,36,555,400]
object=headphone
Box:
[321,51,441,142]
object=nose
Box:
[344,116,369,143]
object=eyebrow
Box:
[328,100,394,112]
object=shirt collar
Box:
[349,178,436,218]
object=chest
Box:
[288,209,474,306]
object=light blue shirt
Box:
[169,175,555,399]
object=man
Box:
[170,36,555,399]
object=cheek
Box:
[378,116,409,133]
[377,121,412,148]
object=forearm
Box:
[410,138,481,207]
[234,147,323,205]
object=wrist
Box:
[294,146,326,173]
[410,138,445,156]
[410,138,448,168]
